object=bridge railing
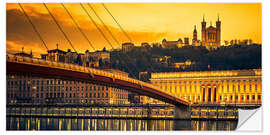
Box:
[7,54,189,105]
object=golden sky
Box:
[6,3,261,57]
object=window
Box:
[227,80,230,92]
[252,95,255,100]
[255,80,257,91]
[243,80,246,91]
[249,80,252,92]
[258,95,261,100]
[247,95,250,100]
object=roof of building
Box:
[14,52,32,57]
[47,49,66,54]
[122,42,134,46]
[207,25,216,30]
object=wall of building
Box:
[6,74,129,105]
[150,69,262,105]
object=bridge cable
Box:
[87,3,141,75]
[101,3,132,42]
[80,3,137,78]
[18,3,49,51]
[101,3,160,73]
[43,3,78,53]
[61,3,96,52]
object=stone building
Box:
[150,69,262,105]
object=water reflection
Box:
[7,117,237,131]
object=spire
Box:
[210,21,212,26]
[30,50,32,55]
[56,43,59,49]
[217,13,220,21]
[22,47,24,53]
[193,25,197,32]
[203,14,205,22]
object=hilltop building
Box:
[161,15,221,50]
[122,42,134,52]
[201,15,221,49]
[161,38,183,48]
[192,25,201,46]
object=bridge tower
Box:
[174,104,191,119]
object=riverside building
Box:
[150,69,262,105]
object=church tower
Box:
[201,15,206,46]
[193,25,197,41]
[216,14,221,47]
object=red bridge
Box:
[6,54,189,107]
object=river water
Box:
[6,117,237,131]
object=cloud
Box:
[7,5,170,57]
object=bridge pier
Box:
[174,105,191,119]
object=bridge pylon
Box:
[174,104,191,119]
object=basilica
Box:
[193,15,221,49]
[162,15,221,50]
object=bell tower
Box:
[201,15,206,46]
[193,25,197,41]
[216,14,221,47]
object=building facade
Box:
[41,45,110,68]
[161,38,184,48]
[150,69,262,105]
[201,15,221,49]
[192,25,201,46]
[122,42,134,52]
[171,60,196,70]
[184,37,189,46]
[6,73,129,105]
